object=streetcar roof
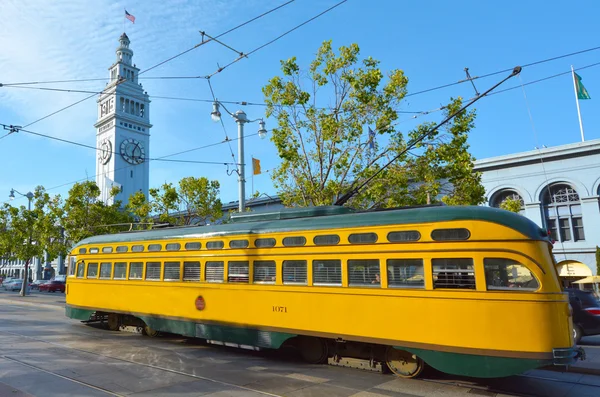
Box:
[73,205,548,247]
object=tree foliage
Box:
[0,187,65,283]
[128,177,223,227]
[499,196,523,214]
[596,246,600,276]
[262,40,485,208]
[62,181,133,244]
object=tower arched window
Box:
[542,183,585,242]
[490,189,524,214]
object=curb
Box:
[541,364,600,377]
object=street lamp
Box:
[210,101,267,212]
[9,188,34,297]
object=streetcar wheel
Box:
[107,314,121,331]
[574,325,582,345]
[385,347,425,378]
[142,324,160,337]
[298,337,328,364]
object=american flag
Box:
[125,10,135,24]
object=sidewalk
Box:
[1,290,600,377]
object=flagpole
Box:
[571,65,585,142]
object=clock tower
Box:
[95,33,151,206]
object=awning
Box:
[556,261,592,277]
[573,275,600,284]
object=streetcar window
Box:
[206,261,224,282]
[183,261,201,281]
[185,242,201,250]
[230,239,249,249]
[348,233,378,244]
[166,243,181,251]
[113,262,127,279]
[99,262,112,279]
[102,247,113,253]
[69,257,77,276]
[164,261,181,281]
[387,259,424,288]
[484,258,539,291]
[116,246,128,253]
[206,241,224,250]
[282,260,307,285]
[387,231,421,242]
[78,248,87,254]
[87,263,99,278]
[313,260,342,286]
[145,262,161,280]
[89,248,99,254]
[129,262,143,279]
[313,234,340,245]
[432,258,475,289]
[283,236,306,247]
[228,261,249,282]
[431,228,470,241]
[148,244,162,252]
[131,245,144,252]
[255,238,276,248]
[348,259,380,286]
[76,262,85,278]
[253,260,276,283]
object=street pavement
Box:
[1,289,600,397]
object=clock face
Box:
[98,139,112,164]
[120,138,145,165]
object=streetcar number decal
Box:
[273,306,287,313]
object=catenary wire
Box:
[139,0,295,76]
[2,1,296,134]
[205,0,349,78]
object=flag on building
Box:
[125,10,136,24]
[252,158,261,175]
[574,72,591,99]
[368,127,376,150]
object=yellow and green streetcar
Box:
[65,204,583,378]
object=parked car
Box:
[38,280,65,293]
[2,279,25,291]
[29,280,47,290]
[567,288,600,344]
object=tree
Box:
[262,40,485,208]
[499,197,523,214]
[0,186,64,295]
[596,246,600,276]
[128,177,223,227]
[62,181,133,244]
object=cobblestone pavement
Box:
[1,291,600,397]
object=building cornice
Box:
[474,139,600,172]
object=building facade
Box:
[474,139,600,282]
[95,33,151,206]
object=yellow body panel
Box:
[66,219,574,358]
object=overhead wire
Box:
[0,1,296,135]
[396,61,600,124]
[139,0,295,76]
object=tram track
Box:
[1,317,599,397]
[0,329,285,397]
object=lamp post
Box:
[9,188,34,297]
[211,101,267,212]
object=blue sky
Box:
[1,0,599,208]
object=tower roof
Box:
[120,32,129,40]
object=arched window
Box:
[490,189,524,213]
[542,183,585,242]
